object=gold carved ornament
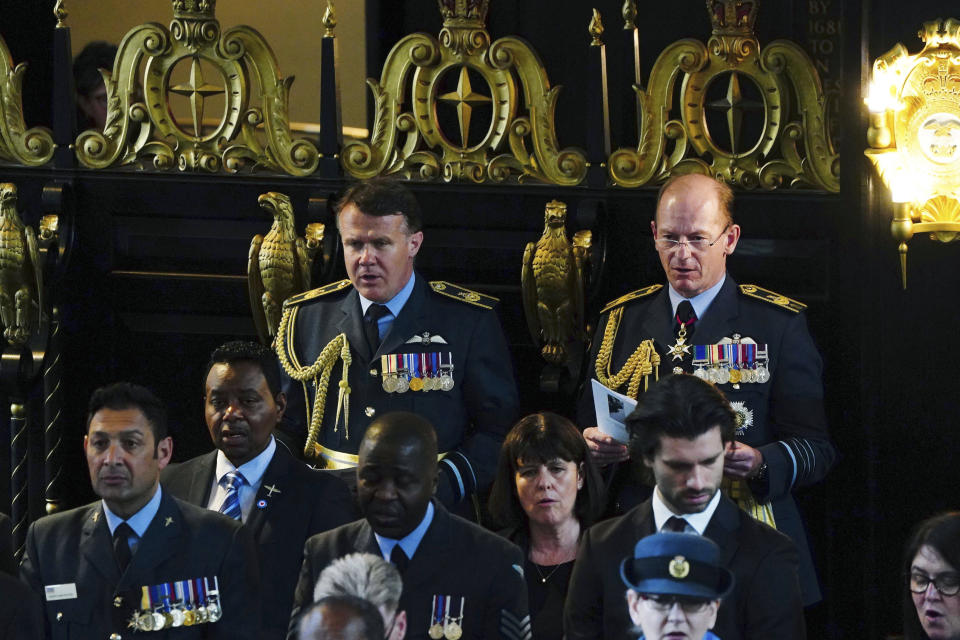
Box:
[0,183,43,345]
[342,0,587,185]
[609,0,838,191]
[0,36,54,166]
[248,192,319,345]
[521,199,588,368]
[593,306,660,399]
[275,305,351,460]
[75,0,318,175]
[865,19,960,288]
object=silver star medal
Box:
[729,401,754,436]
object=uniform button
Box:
[56,612,63,622]
[369,369,378,377]
[365,407,375,417]
[113,596,123,608]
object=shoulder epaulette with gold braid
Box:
[283,279,352,308]
[599,284,663,315]
[739,284,806,313]
[430,281,498,310]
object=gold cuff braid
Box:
[594,306,660,399]
[275,305,352,459]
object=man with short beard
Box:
[566,374,805,640]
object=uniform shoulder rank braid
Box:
[599,284,663,315]
[275,303,352,460]
[430,281,498,309]
[594,306,660,399]
[282,279,352,308]
[738,284,806,313]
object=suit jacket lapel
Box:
[187,451,218,507]
[119,492,183,589]
[378,273,428,357]
[245,444,291,540]
[631,500,657,538]
[338,289,370,362]
[693,276,739,345]
[703,495,740,566]
[79,504,121,583]
[355,521,381,556]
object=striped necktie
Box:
[218,471,245,521]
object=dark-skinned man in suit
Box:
[162,341,356,640]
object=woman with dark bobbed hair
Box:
[488,412,605,640]
[903,512,960,640]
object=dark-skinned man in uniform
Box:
[288,411,531,640]
[162,341,356,639]
[577,173,836,605]
[276,179,518,509]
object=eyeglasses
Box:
[909,572,960,596]
[640,594,713,613]
[654,224,730,252]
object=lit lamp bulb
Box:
[865,80,893,147]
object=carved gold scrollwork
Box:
[75,0,318,175]
[610,0,838,191]
[0,37,54,167]
[342,0,586,185]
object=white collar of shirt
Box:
[374,500,435,562]
[358,271,416,319]
[103,484,163,538]
[214,435,276,490]
[651,486,721,536]
[668,273,726,321]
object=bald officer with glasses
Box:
[576,173,835,606]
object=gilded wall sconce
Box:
[865,18,960,288]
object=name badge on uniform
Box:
[381,352,455,393]
[44,583,77,601]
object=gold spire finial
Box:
[622,0,637,29]
[589,9,605,47]
[54,0,67,28]
[322,1,337,37]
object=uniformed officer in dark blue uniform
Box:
[276,179,519,507]
[577,173,835,605]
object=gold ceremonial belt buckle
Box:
[316,444,448,470]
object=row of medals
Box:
[693,362,771,385]
[428,595,464,640]
[382,370,455,393]
[130,600,221,631]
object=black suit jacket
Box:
[564,495,805,640]
[279,274,519,504]
[577,275,835,602]
[20,490,260,640]
[288,501,531,640]
[161,442,357,640]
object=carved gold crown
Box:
[707,0,758,36]
[172,0,216,20]
[919,18,960,48]
[437,0,490,26]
